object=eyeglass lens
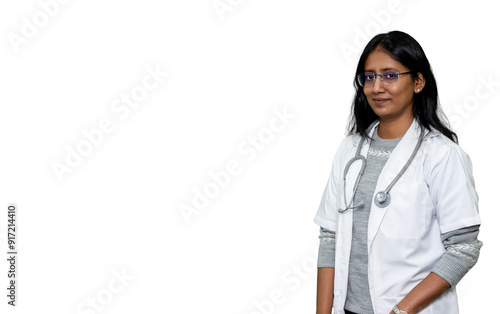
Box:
[357,71,400,86]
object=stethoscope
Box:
[338,124,425,213]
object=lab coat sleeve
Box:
[428,143,481,234]
[314,137,349,232]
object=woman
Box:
[314,31,482,314]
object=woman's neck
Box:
[377,115,414,139]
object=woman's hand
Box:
[393,272,450,314]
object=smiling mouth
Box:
[373,98,389,105]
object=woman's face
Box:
[363,49,422,122]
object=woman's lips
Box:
[374,98,389,105]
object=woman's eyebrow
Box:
[364,67,399,72]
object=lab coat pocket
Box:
[380,182,430,239]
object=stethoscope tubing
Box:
[338,123,425,213]
[378,128,425,198]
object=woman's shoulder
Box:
[423,127,471,167]
[327,133,360,171]
[332,133,361,158]
[339,132,362,148]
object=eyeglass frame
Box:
[357,71,413,87]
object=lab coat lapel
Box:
[367,119,421,248]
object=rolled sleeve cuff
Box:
[317,227,336,268]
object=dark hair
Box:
[347,30,458,143]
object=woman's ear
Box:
[415,72,426,93]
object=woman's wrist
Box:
[392,304,409,314]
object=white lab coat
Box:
[314,118,480,314]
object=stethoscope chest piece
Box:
[374,191,391,208]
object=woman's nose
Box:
[372,75,385,93]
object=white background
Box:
[0,0,498,313]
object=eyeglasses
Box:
[357,71,412,87]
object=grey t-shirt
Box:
[344,128,402,313]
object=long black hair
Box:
[347,30,458,144]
